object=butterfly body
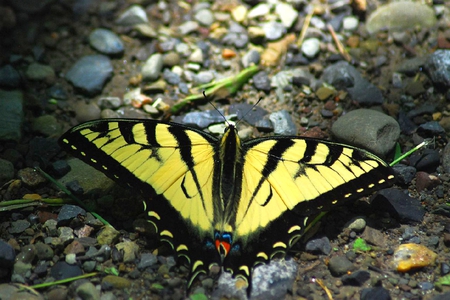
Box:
[59,118,396,295]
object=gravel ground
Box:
[1,1,450,299]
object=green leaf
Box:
[353,238,371,252]
[436,274,450,289]
[189,293,208,300]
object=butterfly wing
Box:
[223,136,396,285]
[59,119,222,286]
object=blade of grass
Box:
[169,65,259,115]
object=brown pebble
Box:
[222,48,236,59]
[64,240,85,255]
[415,171,440,192]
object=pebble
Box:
[163,51,181,67]
[163,69,181,85]
[0,89,23,142]
[409,149,440,172]
[31,115,63,137]
[392,164,416,185]
[247,3,270,19]
[372,188,425,223]
[345,217,366,233]
[195,70,214,84]
[194,9,215,27]
[48,84,68,100]
[51,261,83,280]
[116,5,148,26]
[231,5,247,22]
[178,21,199,35]
[322,61,384,105]
[415,171,440,192]
[75,281,100,300]
[34,242,54,261]
[0,64,21,88]
[137,253,158,270]
[262,21,285,41]
[178,110,224,129]
[102,275,131,289]
[25,62,55,83]
[65,55,113,95]
[361,226,386,247]
[361,287,391,300]
[0,240,16,268]
[141,53,163,82]
[0,158,14,185]
[269,110,297,135]
[342,16,359,31]
[304,236,332,255]
[331,109,400,157]
[393,243,437,272]
[115,241,139,263]
[301,38,321,58]
[89,28,124,55]
[97,96,122,109]
[275,2,298,28]
[425,50,450,88]
[241,49,260,68]
[97,225,120,245]
[366,1,436,34]
[341,270,370,286]
[328,255,355,276]
[57,205,86,226]
[9,220,31,234]
[253,71,271,92]
[222,22,248,49]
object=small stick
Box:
[327,24,351,61]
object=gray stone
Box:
[331,109,400,157]
[269,110,297,135]
[116,5,148,26]
[141,53,163,81]
[65,55,113,95]
[89,28,124,55]
[0,159,14,185]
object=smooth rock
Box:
[116,5,148,26]
[65,55,113,95]
[366,1,436,34]
[141,53,163,82]
[89,28,124,55]
[331,109,400,157]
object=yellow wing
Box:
[236,137,394,238]
[59,119,223,285]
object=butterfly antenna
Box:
[235,97,262,127]
[203,91,230,126]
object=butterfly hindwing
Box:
[222,136,395,286]
[59,119,222,284]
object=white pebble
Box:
[343,16,359,31]
[301,38,321,58]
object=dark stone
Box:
[0,240,16,268]
[305,236,332,255]
[51,261,83,280]
[392,164,416,185]
[253,71,271,93]
[229,103,268,126]
[409,149,440,172]
[328,255,354,276]
[397,111,417,135]
[371,188,425,223]
[361,287,391,300]
[52,160,71,177]
[341,270,370,286]
[57,205,87,226]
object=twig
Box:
[327,24,351,61]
